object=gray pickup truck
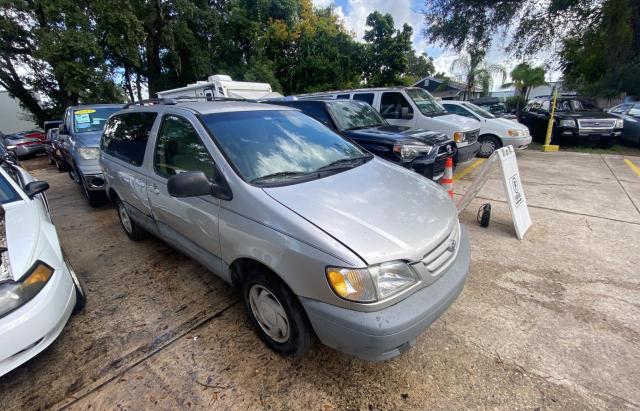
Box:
[99,99,470,360]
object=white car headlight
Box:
[560,119,577,128]
[507,129,527,137]
[615,118,624,128]
[326,261,418,302]
[0,262,54,317]
[78,147,100,160]
[392,143,433,162]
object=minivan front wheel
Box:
[478,135,502,158]
[242,270,311,357]
[116,198,147,241]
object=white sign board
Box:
[456,146,532,240]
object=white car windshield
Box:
[406,88,447,116]
[462,102,495,119]
[202,110,370,185]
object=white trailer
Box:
[156,74,282,100]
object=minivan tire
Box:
[116,198,148,241]
[242,269,311,357]
[477,135,501,158]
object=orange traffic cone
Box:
[441,157,454,199]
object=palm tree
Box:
[502,62,547,113]
[451,50,506,100]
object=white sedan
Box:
[442,100,532,157]
[0,158,85,377]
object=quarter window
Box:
[154,115,216,180]
[380,92,414,119]
[101,112,157,166]
[353,93,374,105]
[336,94,350,100]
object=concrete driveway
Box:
[1,150,638,410]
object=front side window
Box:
[353,93,374,105]
[154,115,216,180]
[0,172,19,204]
[380,92,414,119]
[326,101,386,131]
[101,112,157,166]
[443,104,473,118]
[201,110,368,185]
[73,107,122,133]
[406,88,447,116]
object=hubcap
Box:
[248,285,290,343]
[479,140,496,156]
[118,202,133,234]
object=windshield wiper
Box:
[344,124,383,131]
[316,156,370,172]
[250,171,314,184]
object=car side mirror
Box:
[167,171,232,200]
[58,124,68,135]
[400,107,412,119]
[24,181,49,198]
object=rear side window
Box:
[380,92,414,119]
[154,115,216,180]
[101,112,157,166]
[353,93,374,105]
[336,94,350,100]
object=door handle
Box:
[148,183,160,194]
[135,178,146,188]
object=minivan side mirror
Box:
[167,171,232,200]
[24,181,49,198]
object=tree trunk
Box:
[123,65,135,102]
[135,71,143,101]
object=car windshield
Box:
[326,101,386,131]
[462,102,495,119]
[202,110,369,185]
[556,99,600,112]
[73,107,122,133]
[406,88,447,116]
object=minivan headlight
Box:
[78,147,100,160]
[453,131,466,142]
[392,143,433,162]
[326,261,418,302]
[0,262,54,318]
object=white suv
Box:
[442,101,532,157]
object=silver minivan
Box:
[100,99,470,360]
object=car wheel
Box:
[48,155,55,165]
[477,135,501,158]
[55,158,67,172]
[116,197,148,241]
[242,269,312,357]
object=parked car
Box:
[607,102,640,147]
[519,96,623,147]
[21,129,46,142]
[2,133,45,159]
[469,97,516,119]
[58,104,125,206]
[270,99,456,181]
[296,87,481,163]
[100,99,470,361]
[0,159,86,377]
[442,101,531,157]
[0,139,19,164]
[44,127,66,171]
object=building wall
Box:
[0,90,38,134]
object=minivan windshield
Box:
[73,107,122,133]
[462,102,495,119]
[202,110,370,185]
[326,101,386,131]
[406,88,447,116]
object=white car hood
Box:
[441,114,480,131]
[492,117,528,130]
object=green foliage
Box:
[503,62,547,99]
[451,50,506,98]
[422,0,640,99]
[0,0,435,124]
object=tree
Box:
[450,50,505,99]
[362,11,413,86]
[403,50,435,85]
[502,62,546,112]
[421,0,640,98]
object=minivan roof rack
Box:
[124,98,177,109]
[172,95,257,103]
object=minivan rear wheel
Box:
[116,198,148,241]
[242,269,311,357]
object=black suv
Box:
[519,96,623,147]
[271,99,456,181]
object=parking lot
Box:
[1,149,639,410]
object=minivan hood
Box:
[439,114,479,131]
[263,159,457,265]
[491,117,529,130]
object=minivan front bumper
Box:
[455,142,480,163]
[300,226,470,361]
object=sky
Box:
[311,0,560,90]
